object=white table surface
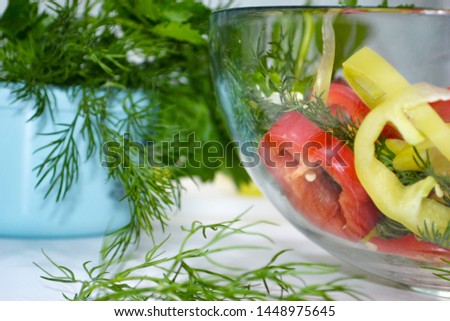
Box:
[0,176,444,301]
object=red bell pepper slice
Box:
[369,234,450,261]
[328,83,400,138]
[430,98,450,123]
[327,83,370,123]
[259,110,380,241]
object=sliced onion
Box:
[313,10,337,103]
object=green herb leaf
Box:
[339,0,358,6]
[0,0,37,38]
[152,21,205,45]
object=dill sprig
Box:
[33,118,80,202]
[374,137,427,187]
[418,221,450,249]
[413,148,450,207]
[284,94,359,150]
[375,215,410,240]
[422,259,450,283]
[34,215,365,301]
[413,149,450,248]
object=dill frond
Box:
[422,259,450,282]
[418,221,450,249]
[284,94,359,150]
[34,215,366,301]
[413,148,450,207]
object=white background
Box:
[0,176,445,300]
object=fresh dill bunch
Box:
[34,215,365,301]
[0,0,249,260]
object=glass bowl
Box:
[210,6,450,296]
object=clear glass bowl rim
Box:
[211,6,450,16]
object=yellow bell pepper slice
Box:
[353,84,450,236]
[391,139,450,176]
[343,47,450,237]
[407,102,450,160]
[385,139,409,155]
[344,47,450,160]
[342,47,410,108]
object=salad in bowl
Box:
[210,6,450,295]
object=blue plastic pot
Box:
[0,85,131,238]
